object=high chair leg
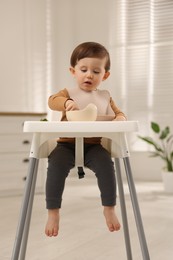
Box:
[123,157,150,260]
[19,159,39,260]
[11,158,39,260]
[114,158,133,260]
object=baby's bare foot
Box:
[103,206,121,232]
[45,209,60,237]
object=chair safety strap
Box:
[75,137,85,179]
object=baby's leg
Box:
[45,143,75,237]
[45,209,60,237]
[103,206,121,232]
[84,144,120,232]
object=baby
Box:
[45,42,126,237]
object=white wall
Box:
[0,0,47,112]
[130,152,163,182]
[0,0,121,113]
[50,0,117,94]
[0,0,117,112]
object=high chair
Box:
[11,121,150,260]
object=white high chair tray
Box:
[24,121,139,134]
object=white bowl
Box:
[66,103,97,121]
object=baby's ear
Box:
[102,71,110,81]
[69,67,75,75]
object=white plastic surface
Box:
[24,121,139,134]
[23,121,139,159]
[66,103,97,121]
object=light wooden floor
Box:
[0,177,173,260]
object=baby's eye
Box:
[93,71,100,74]
[81,69,87,73]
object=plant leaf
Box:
[149,152,166,160]
[138,136,163,152]
[166,134,173,143]
[138,136,154,145]
[171,151,173,159]
[159,126,170,140]
[149,152,160,157]
[151,122,160,133]
[40,118,48,121]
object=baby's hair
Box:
[70,42,110,72]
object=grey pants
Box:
[46,142,116,208]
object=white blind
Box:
[111,0,173,150]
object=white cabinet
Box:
[0,112,47,196]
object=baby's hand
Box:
[113,116,126,121]
[65,99,79,111]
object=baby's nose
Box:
[86,71,93,78]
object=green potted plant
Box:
[138,122,173,193]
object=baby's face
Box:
[70,57,110,92]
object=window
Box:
[110,0,173,151]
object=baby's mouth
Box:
[84,81,92,85]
